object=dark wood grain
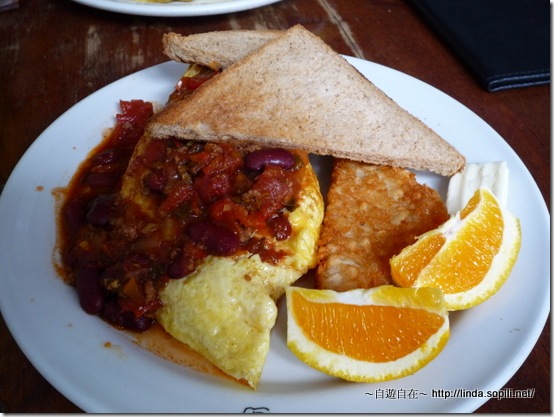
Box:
[0,0,549,413]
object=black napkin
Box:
[408,0,550,92]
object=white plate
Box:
[71,0,281,16]
[0,58,549,413]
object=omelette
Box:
[117,134,323,389]
[156,169,322,388]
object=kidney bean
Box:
[268,214,292,241]
[166,253,196,279]
[143,169,166,194]
[100,297,153,332]
[64,199,87,231]
[75,266,104,315]
[187,221,239,256]
[86,194,117,227]
[167,257,187,279]
[245,148,295,172]
[85,172,119,189]
[92,147,123,165]
[123,314,153,332]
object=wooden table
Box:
[0,0,549,413]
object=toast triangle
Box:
[149,25,465,176]
[163,30,282,71]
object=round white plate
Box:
[71,0,281,16]
[0,58,549,413]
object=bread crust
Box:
[163,30,282,71]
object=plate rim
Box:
[70,0,282,17]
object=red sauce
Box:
[57,71,303,333]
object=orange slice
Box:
[286,285,449,383]
[390,187,521,310]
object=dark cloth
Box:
[409,0,550,91]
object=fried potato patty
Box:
[316,160,448,292]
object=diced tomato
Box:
[169,70,218,102]
[160,183,195,214]
[208,198,264,235]
[122,277,144,304]
[180,75,211,91]
[194,173,232,204]
[251,166,298,219]
[112,100,153,146]
[142,138,168,167]
[119,296,162,319]
[202,143,243,176]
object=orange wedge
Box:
[286,285,449,383]
[390,187,521,311]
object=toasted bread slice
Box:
[316,160,449,292]
[163,30,282,71]
[149,25,465,176]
